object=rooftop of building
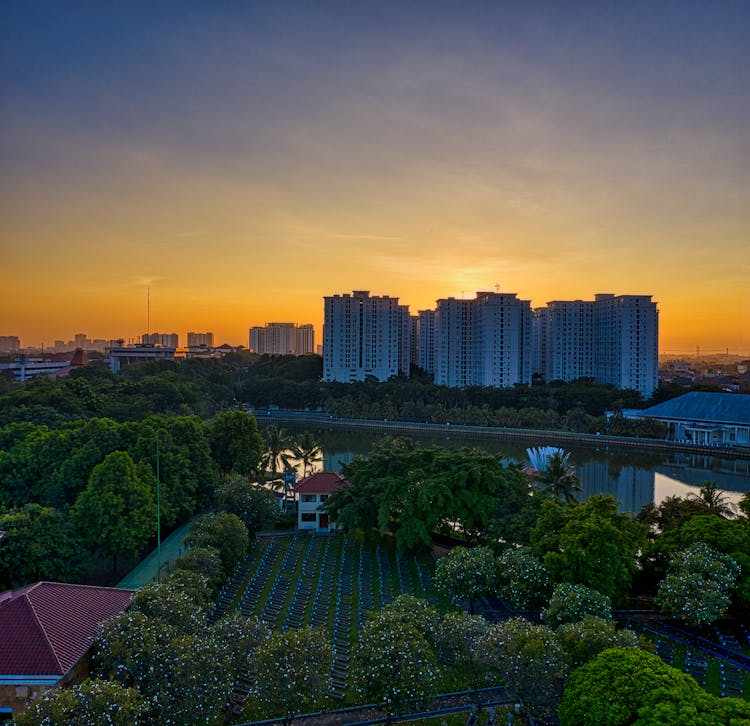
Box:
[638,391,750,425]
[293,471,348,494]
[0,581,134,676]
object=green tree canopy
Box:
[209,410,264,476]
[327,438,526,553]
[215,477,280,533]
[558,647,712,726]
[634,684,750,725]
[434,610,488,686]
[536,449,581,503]
[172,545,225,595]
[94,586,264,725]
[162,569,214,610]
[0,503,84,589]
[71,451,155,571]
[687,482,737,518]
[556,616,641,670]
[184,511,249,578]
[261,425,295,480]
[532,494,646,605]
[128,415,217,526]
[129,581,206,631]
[290,430,323,477]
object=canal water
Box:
[285,427,750,515]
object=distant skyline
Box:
[2,2,748,354]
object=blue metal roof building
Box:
[631,392,750,447]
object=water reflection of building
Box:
[657,452,750,493]
[576,460,655,515]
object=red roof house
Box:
[293,472,348,531]
[0,582,134,716]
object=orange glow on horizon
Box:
[1,5,748,356]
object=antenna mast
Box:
[147,286,150,337]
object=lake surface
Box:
[287,426,750,515]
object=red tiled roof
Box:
[0,582,134,676]
[293,472,348,494]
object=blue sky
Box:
[2,1,748,351]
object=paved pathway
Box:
[117,518,195,589]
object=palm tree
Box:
[688,481,735,518]
[291,430,323,478]
[262,426,294,482]
[537,450,581,504]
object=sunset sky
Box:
[1,2,748,354]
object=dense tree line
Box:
[0,410,267,588]
[1,353,671,436]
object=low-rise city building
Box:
[624,391,750,447]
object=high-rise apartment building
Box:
[593,294,658,396]
[542,300,596,382]
[534,293,658,396]
[434,291,532,388]
[323,291,408,382]
[434,298,474,387]
[0,336,20,354]
[141,332,179,348]
[187,332,214,348]
[323,288,658,395]
[249,323,315,355]
[397,305,412,376]
[249,326,266,354]
[295,324,315,355]
[416,310,436,373]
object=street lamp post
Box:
[156,433,161,582]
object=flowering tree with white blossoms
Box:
[435,610,488,690]
[94,604,267,724]
[556,615,641,669]
[249,627,333,721]
[495,547,550,610]
[479,617,568,719]
[655,542,740,626]
[541,582,612,627]
[14,679,147,726]
[355,608,440,715]
[434,545,497,614]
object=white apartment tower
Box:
[475,292,532,387]
[534,293,659,396]
[593,294,658,397]
[544,300,596,382]
[295,324,315,355]
[249,323,315,355]
[397,305,412,376]
[434,291,532,388]
[141,332,179,348]
[416,309,436,374]
[187,332,214,348]
[323,291,408,382]
[434,298,474,387]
